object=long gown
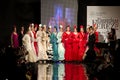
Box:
[32,31,39,56]
[84,33,96,62]
[46,31,52,51]
[11,32,19,48]
[78,32,86,61]
[36,31,48,60]
[50,32,58,61]
[57,31,65,61]
[30,31,36,57]
[41,31,48,59]
[46,31,53,60]
[71,32,79,61]
[22,34,37,62]
[62,32,72,61]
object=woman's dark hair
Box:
[111,28,116,35]
[54,26,57,31]
[89,26,94,30]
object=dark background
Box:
[0,0,119,46]
[0,0,40,46]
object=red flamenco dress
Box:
[78,25,86,61]
[62,31,72,61]
[71,27,79,61]
[78,32,86,61]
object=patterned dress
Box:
[50,32,58,61]
[36,30,48,60]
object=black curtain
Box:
[14,0,40,27]
[0,0,40,46]
[77,0,87,32]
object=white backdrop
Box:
[87,6,120,42]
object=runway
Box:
[0,45,120,80]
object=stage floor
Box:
[0,46,120,80]
[1,59,120,80]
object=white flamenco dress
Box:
[57,31,65,60]
[36,31,48,60]
[22,34,37,62]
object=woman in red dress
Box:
[62,25,72,61]
[71,25,79,61]
[78,25,86,61]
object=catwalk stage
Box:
[0,59,119,80]
[1,0,120,80]
[0,45,120,80]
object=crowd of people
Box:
[10,23,103,63]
